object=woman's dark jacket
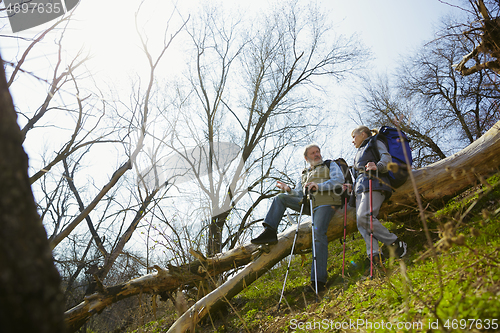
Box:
[353,136,393,199]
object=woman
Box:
[351,125,407,265]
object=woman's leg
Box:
[356,191,397,256]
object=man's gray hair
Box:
[303,143,320,157]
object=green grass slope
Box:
[131,174,500,333]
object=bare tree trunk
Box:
[207,211,230,256]
[0,54,65,332]
[64,120,500,332]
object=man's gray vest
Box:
[301,163,342,207]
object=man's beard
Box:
[308,158,323,167]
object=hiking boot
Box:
[251,228,278,245]
[364,253,385,265]
[306,281,326,293]
[373,253,385,265]
[389,240,407,258]
[363,253,385,276]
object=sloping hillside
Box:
[130,174,500,333]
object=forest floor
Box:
[129,173,500,333]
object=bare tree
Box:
[453,0,500,76]
[400,19,500,142]
[352,74,448,167]
[162,0,368,256]
[353,12,500,167]
[2,3,188,331]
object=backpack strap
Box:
[367,134,388,164]
[333,158,352,185]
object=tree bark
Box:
[0,54,65,332]
[208,211,230,256]
[64,120,500,332]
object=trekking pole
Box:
[369,172,374,280]
[343,167,355,279]
[342,195,347,279]
[277,201,307,311]
[309,190,319,297]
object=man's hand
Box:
[304,182,319,193]
[342,183,352,193]
[276,181,291,192]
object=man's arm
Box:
[277,180,303,197]
[289,178,303,197]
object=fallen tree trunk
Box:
[65,208,357,332]
[166,213,358,333]
[65,121,500,332]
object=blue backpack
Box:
[369,126,412,189]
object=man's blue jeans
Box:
[263,193,338,284]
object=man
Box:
[251,144,345,292]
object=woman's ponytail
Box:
[352,125,374,137]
